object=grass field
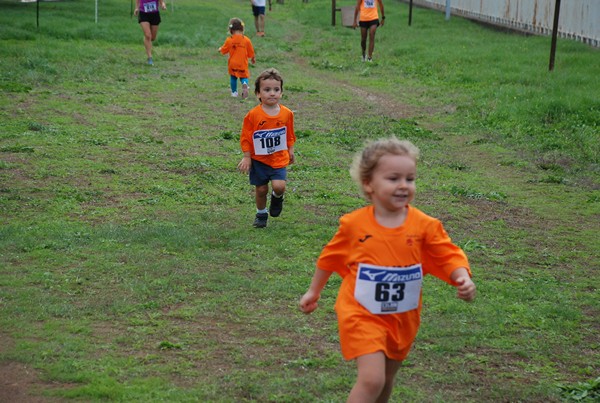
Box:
[1,0,599,401]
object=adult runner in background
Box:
[353,0,385,62]
[134,0,166,65]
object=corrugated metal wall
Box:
[406,0,599,47]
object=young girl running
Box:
[300,137,476,402]
[219,18,256,98]
[237,68,296,228]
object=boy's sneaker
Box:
[147,57,154,66]
[361,55,366,62]
[269,194,284,217]
[367,57,373,62]
[231,91,238,97]
[241,83,249,99]
[253,212,268,228]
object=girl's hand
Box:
[455,276,476,302]
[160,0,167,10]
[299,291,320,314]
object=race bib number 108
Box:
[354,263,422,315]
[252,127,287,155]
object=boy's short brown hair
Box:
[254,68,284,95]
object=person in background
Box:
[134,0,167,65]
[251,0,266,37]
[219,18,256,98]
[353,0,385,62]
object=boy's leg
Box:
[269,179,286,217]
[253,184,269,228]
[347,352,387,403]
[255,184,269,210]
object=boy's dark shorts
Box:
[138,11,161,25]
[249,159,287,186]
[252,5,266,16]
[359,19,380,28]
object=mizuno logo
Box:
[362,270,386,281]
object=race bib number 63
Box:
[354,263,423,314]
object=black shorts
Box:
[252,5,266,16]
[359,19,379,29]
[138,11,161,26]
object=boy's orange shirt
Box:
[240,104,296,168]
[220,34,255,78]
[317,205,471,360]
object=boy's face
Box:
[257,78,282,107]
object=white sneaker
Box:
[231,91,238,97]
[361,55,366,62]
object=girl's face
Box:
[363,154,416,213]
[257,78,282,107]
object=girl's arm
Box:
[299,268,332,314]
[450,267,476,302]
[160,0,167,10]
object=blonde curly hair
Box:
[350,137,419,199]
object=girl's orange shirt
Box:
[317,205,471,360]
[220,34,255,78]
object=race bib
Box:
[354,263,422,315]
[364,0,375,8]
[252,127,287,155]
[142,1,158,12]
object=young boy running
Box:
[237,68,296,228]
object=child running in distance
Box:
[299,137,476,402]
[237,68,296,228]
[219,18,256,98]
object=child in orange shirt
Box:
[300,137,476,402]
[219,18,256,98]
[237,68,296,228]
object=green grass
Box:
[1,0,599,401]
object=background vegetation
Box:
[1,0,598,401]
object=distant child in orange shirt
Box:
[237,68,296,228]
[300,137,476,402]
[219,18,256,98]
